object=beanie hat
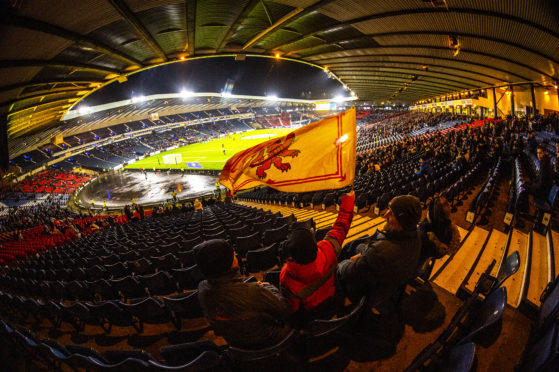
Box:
[285,228,317,265]
[389,195,422,231]
[193,239,234,278]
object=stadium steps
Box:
[524,231,553,308]
[236,201,385,244]
[503,229,530,308]
[551,230,559,278]
[428,226,469,280]
[431,226,491,295]
[463,229,508,294]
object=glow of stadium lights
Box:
[266,94,278,101]
[334,95,345,103]
[180,90,193,99]
[131,95,146,103]
[221,91,232,98]
[545,90,549,95]
[78,106,91,115]
[274,53,280,58]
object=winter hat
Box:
[389,195,422,231]
[193,239,234,278]
[285,228,317,265]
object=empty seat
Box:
[120,297,170,333]
[246,245,278,273]
[109,276,146,300]
[138,271,176,296]
[171,265,205,291]
[162,291,204,329]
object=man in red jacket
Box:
[280,190,355,317]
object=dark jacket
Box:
[530,155,553,201]
[198,268,291,349]
[336,229,421,305]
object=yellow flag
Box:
[220,108,356,194]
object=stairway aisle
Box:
[432,226,490,295]
[525,231,551,307]
[551,230,559,278]
[504,229,529,308]
[429,226,469,280]
[464,228,508,293]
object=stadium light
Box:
[131,95,146,103]
[266,94,278,101]
[334,95,345,103]
[78,106,91,115]
[221,91,232,98]
[180,89,193,99]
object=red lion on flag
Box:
[249,132,300,178]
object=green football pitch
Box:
[124,128,294,171]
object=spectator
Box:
[194,199,203,211]
[195,239,291,349]
[415,156,433,176]
[418,196,461,261]
[337,195,422,308]
[280,190,355,317]
[528,144,553,202]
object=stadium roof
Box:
[1,0,558,139]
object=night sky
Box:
[82,56,347,106]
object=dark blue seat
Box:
[110,276,146,300]
[160,340,219,366]
[138,271,176,296]
[87,300,141,333]
[440,342,476,372]
[302,296,366,338]
[495,251,520,290]
[119,297,170,333]
[460,287,507,343]
[148,351,222,371]
[226,329,298,362]
[246,244,278,273]
[162,291,204,329]
[171,265,204,291]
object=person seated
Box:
[528,144,553,203]
[418,196,460,262]
[280,190,354,320]
[414,156,433,176]
[195,239,291,349]
[337,195,422,309]
[193,199,203,211]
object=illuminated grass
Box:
[124,128,294,171]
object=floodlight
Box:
[131,95,146,103]
[180,90,193,99]
[266,94,278,101]
[78,106,91,115]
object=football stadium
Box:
[0,1,558,371]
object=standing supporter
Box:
[280,190,354,317]
[195,239,291,349]
[337,195,422,308]
[418,196,461,261]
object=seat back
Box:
[226,329,297,362]
[303,296,366,338]
[495,251,520,289]
[440,342,476,372]
[460,286,507,343]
